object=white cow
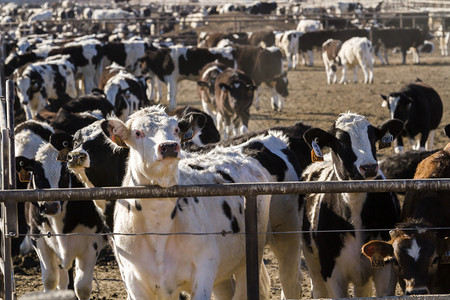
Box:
[100,106,272,299]
[335,37,374,84]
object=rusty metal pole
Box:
[245,194,259,300]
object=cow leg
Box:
[212,278,235,300]
[302,247,329,298]
[231,263,270,300]
[166,78,178,111]
[353,280,371,297]
[419,131,430,150]
[383,48,389,65]
[339,65,348,84]
[353,66,359,83]
[57,268,70,290]
[307,50,314,66]
[34,238,59,291]
[270,88,283,111]
[411,47,420,64]
[394,136,404,153]
[425,130,435,150]
[253,86,263,110]
[201,99,217,125]
[372,264,397,296]
[327,274,349,298]
[73,247,98,300]
[401,50,407,65]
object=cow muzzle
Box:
[406,287,430,295]
[359,163,379,179]
[67,152,89,168]
[158,142,180,159]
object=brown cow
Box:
[362,143,450,295]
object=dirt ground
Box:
[10,17,450,299]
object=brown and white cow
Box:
[363,143,450,295]
[321,39,342,84]
[213,67,256,139]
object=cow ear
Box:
[197,81,210,88]
[361,240,394,268]
[376,119,404,141]
[100,118,129,147]
[303,128,335,150]
[445,124,450,139]
[219,83,231,92]
[380,94,388,107]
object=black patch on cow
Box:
[222,201,232,220]
[5,52,39,77]
[193,197,199,203]
[93,242,98,251]
[217,170,234,183]
[50,64,68,100]
[242,141,287,181]
[239,203,243,214]
[139,47,174,82]
[188,164,205,170]
[281,148,302,178]
[135,200,142,211]
[170,199,184,219]
[32,161,51,189]
[182,197,188,204]
[14,120,53,142]
[127,202,131,212]
[231,216,240,233]
[102,42,127,68]
[62,199,104,234]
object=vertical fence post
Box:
[245,194,259,300]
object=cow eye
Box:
[431,257,439,265]
[19,161,24,167]
[62,141,68,148]
[135,130,144,138]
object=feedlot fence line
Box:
[1,180,450,300]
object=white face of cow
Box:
[102,106,181,187]
[382,95,401,119]
[333,113,379,180]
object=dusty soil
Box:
[10,16,450,299]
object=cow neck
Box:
[129,166,179,191]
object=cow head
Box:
[101,106,181,187]
[381,93,413,122]
[173,106,220,147]
[362,220,450,295]
[15,68,46,117]
[303,112,403,180]
[105,74,149,121]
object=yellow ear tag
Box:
[311,139,324,163]
[18,168,31,183]
[379,131,393,149]
[112,135,129,148]
[370,253,385,268]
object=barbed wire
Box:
[6,226,450,239]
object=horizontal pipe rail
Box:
[0,179,449,202]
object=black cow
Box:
[381,79,443,153]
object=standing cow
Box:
[321,39,342,84]
[14,55,77,119]
[301,112,403,298]
[363,143,450,295]
[333,37,374,84]
[381,79,443,153]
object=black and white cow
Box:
[232,45,288,111]
[301,112,403,298]
[95,106,275,299]
[136,45,234,110]
[99,63,150,121]
[14,55,77,119]
[381,79,443,153]
[321,39,342,84]
[23,142,106,300]
[363,143,450,295]
[275,30,301,70]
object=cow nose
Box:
[406,288,430,295]
[67,152,87,166]
[158,142,180,159]
[359,163,379,178]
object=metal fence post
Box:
[245,194,259,300]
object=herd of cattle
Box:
[1,3,450,300]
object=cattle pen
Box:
[0,81,449,300]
